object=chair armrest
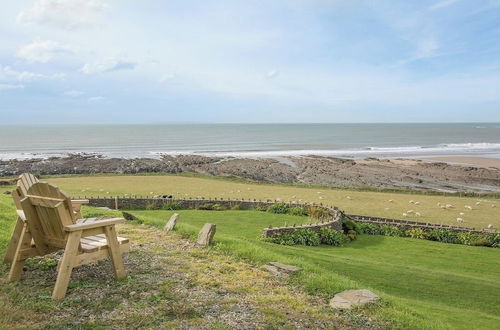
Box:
[71,199,89,205]
[64,217,125,232]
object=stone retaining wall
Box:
[80,196,344,236]
[346,214,496,234]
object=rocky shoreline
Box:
[1,154,499,193]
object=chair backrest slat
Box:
[23,182,77,250]
[17,173,39,198]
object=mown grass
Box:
[129,209,500,329]
[46,174,500,229]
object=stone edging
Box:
[346,214,497,234]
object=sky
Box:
[0,0,500,124]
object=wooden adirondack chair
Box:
[6,182,130,300]
[3,173,89,264]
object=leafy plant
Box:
[288,206,308,216]
[427,229,459,244]
[405,228,427,239]
[318,228,349,245]
[231,204,241,210]
[379,225,404,237]
[308,207,330,220]
[342,217,360,234]
[347,230,357,241]
[163,201,182,210]
[267,203,290,214]
[358,223,382,235]
[269,229,321,246]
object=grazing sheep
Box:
[475,201,481,206]
[465,205,473,210]
[459,212,465,216]
[415,212,421,217]
[388,199,394,202]
[402,213,407,217]
[384,207,390,210]
[414,201,420,205]
[319,196,324,200]
[440,205,447,209]
[346,196,351,199]
[488,224,494,229]
[407,210,414,214]
[437,202,442,206]
[409,200,415,204]
[445,204,453,209]
[456,218,464,223]
[492,204,496,208]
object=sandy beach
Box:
[419,156,500,169]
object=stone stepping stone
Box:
[329,289,380,309]
[164,213,179,231]
[197,223,216,246]
[267,262,302,274]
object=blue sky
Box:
[0,0,499,124]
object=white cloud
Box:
[17,0,109,30]
[0,65,65,82]
[0,83,25,90]
[17,40,74,63]
[81,59,138,74]
[429,0,459,11]
[87,96,107,104]
[266,69,279,79]
[64,89,84,97]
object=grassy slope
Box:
[132,209,500,330]
[46,175,500,229]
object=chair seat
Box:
[80,234,130,252]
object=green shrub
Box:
[318,228,349,246]
[358,223,382,235]
[163,201,182,210]
[342,217,360,234]
[405,228,427,239]
[427,229,459,244]
[488,234,500,248]
[269,229,320,246]
[379,225,404,237]
[267,203,290,214]
[231,204,241,210]
[308,207,330,220]
[288,206,308,216]
[347,230,357,241]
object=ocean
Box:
[0,123,499,160]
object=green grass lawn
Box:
[130,209,500,329]
[45,174,500,229]
[1,177,500,329]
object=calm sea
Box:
[0,123,499,160]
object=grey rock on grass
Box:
[329,289,380,309]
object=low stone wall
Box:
[80,196,344,236]
[346,214,496,234]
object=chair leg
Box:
[4,217,25,264]
[104,225,126,279]
[52,231,81,300]
[6,223,31,281]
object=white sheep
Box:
[488,224,494,229]
[415,212,421,217]
[456,218,464,223]
[407,210,414,214]
[465,205,473,210]
[384,207,390,210]
[346,196,351,199]
[409,200,415,204]
[492,204,496,208]
[459,212,465,216]
[388,199,394,203]
[475,201,481,206]
[402,213,407,217]
[445,204,453,209]
[319,196,324,200]
[437,202,442,207]
[414,201,420,205]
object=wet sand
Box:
[419,156,500,169]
